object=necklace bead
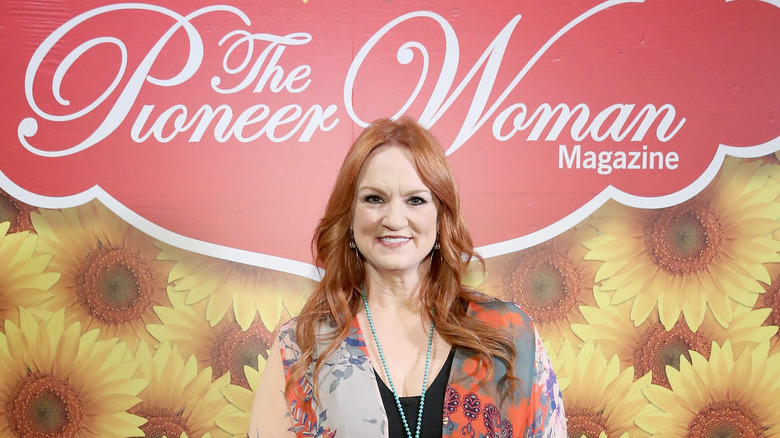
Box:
[361,292,434,438]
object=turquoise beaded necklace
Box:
[361,292,434,438]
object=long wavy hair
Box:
[287,117,518,397]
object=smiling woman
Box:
[352,144,439,279]
[248,117,567,437]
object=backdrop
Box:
[1,0,779,436]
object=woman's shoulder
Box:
[277,317,298,342]
[275,316,339,353]
[278,315,337,333]
[466,291,528,315]
[466,292,535,327]
[274,317,301,363]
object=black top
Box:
[374,349,456,438]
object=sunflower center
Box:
[644,201,722,275]
[0,192,21,225]
[505,249,581,324]
[137,407,191,438]
[565,406,610,438]
[210,320,275,389]
[6,372,84,437]
[529,264,566,306]
[0,191,35,233]
[761,276,779,328]
[75,245,155,324]
[634,320,711,388]
[687,400,766,438]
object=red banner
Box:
[2,0,779,274]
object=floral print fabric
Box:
[277,298,566,437]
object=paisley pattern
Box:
[277,298,566,437]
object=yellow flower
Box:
[148,288,277,389]
[585,157,780,331]
[573,285,777,388]
[0,222,59,327]
[760,259,780,356]
[133,340,232,438]
[0,190,37,234]
[0,308,146,437]
[551,340,652,437]
[482,225,600,349]
[636,341,780,436]
[32,201,173,350]
[157,242,314,331]
[215,354,267,437]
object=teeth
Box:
[380,237,409,243]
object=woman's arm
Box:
[248,337,297,438]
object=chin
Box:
[370,259,426,275]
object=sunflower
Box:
[758,262,780,356]
[148,288,277,389]
[572,285,777,388]
[585,157,780,332]
[157,242,314,331]
[132,340,232,438]
[215,354,267,437]
[636,340,780,436]
[0,223,59,328]
[32,201,173,350]
[0,308,146,437]
[550,340,652,437]
[0,190,37,234]
[482,224,600,349]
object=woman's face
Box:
[352,144,439,280]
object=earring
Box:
[349,230,357,249]
[434,233,440,250]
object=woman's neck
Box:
[362,257,433,300]
[363,269,423,312]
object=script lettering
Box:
[344,0,669,155]
[18,4,338,157]
[211,30,313,94]
[19,4,248,157]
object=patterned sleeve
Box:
[531,326,567,437]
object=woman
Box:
[249,118,566,437]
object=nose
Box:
[382,198,408,230]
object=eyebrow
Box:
[356,186,432,197]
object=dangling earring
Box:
[430,232,440,264]
[350,229,363,271]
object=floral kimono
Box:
[277,298,567,437]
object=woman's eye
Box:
[363,195,383,204]
[408,196,427,206]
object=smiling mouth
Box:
[378,236,410,244]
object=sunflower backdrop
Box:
[0,154,778,437]
[2,0,780,436]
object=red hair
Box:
[288,117,518,396]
